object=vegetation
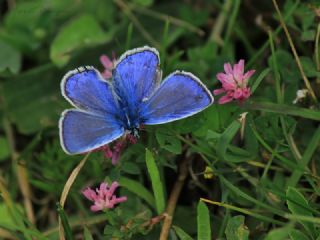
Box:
[0,0,319,239]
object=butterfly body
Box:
[59,46,213,154]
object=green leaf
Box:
[0,40,21,74]
[50,14,112,66]
[133,0,154,7]
[0,137,10,161]
[243,115,259,156]
[173,206,197,236]
[225,215,249,240]
[84,227,93,240]
[287,126,320,187]
[56,203,73,240]
[301,30,315,42]
[225,145,252,163]
[264,227,289,240]
[104,225,118,237]
[197,201,211,240]
[250,68,271,93]
[0,204,15,227]
[244,102,320,121]
[173,225,193,240]
[217,119,250,162]
[119,177,155,209]
[206,130,221,139]
[267,50,300,83]
[145,149,165,214]
[286,187,316,236]
[2,64,62,134]
[121,161,141,175]
[300,56,320,78]
[2,1,47,51]
[156,129,182,154]
[289,229,310,240]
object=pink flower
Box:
[213,59,255,104]
[94,134,137,165]
[100,53,116,79]
[82,182,127,212]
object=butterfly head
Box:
[128,127,140,139]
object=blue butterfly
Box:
[59,46,214,154]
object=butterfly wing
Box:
[60,67,124,154]
[61,66,119,115]
[112,46,161,110]
[59,110,124,154]
[140,71,214,125]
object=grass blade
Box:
[56,203,74,240]
[217,119,240,161]
[250,68,271,94]
[197,201,211,240]
[119,177,155,209]
[287,126,320,187]
[244,102,320,121]
[286,187,316,238]
[172,225,193,240]
[145,148,165,214]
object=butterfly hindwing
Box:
[59,109,124,154]
[140,71,214,125]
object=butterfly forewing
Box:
[61,67,120,116]
[113,47,160,108]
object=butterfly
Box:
[59,46,214,154]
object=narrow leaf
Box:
[197,201,211,240]
[289,229,310,240]
[173,225,193,240]
[217,120,240,160]
[286,187,316,237]
[119,177,155,209]
[57,203,73,240]
[244,102,320,121]
[225,215,249,240]
[288,126,320,187]
[84,227,93,240]
[251,68,271,93]
[145,149,165,214]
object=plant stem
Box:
[3,118,35,225]
[159,156,191,240]
[200,198,284,225]
[58,153,90,240]
[130,4,205,36]
[272,0,318,103]
[209,0,232,45]
[315,24,320,70]
[114,0,160,48]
